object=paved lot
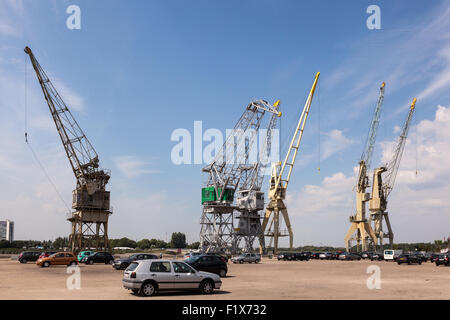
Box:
[0,258,448,300]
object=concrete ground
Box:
[0,257,448,300]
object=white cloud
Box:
[48,77,86,113]
[326,2,450,118]
[113,155,160,178]
[321,129,354,160]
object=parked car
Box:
[185,255,228,277]
[435,254,449,266]
[113,253,158,270]
[277,252,295,261]
[429,253,440,263]
[294,252,310,261]
[331,252,343,260]
[412,252,427,262]
[361,252,370,259]
[205,252,229,263]
[310,252,321,259]
[38,251,57,260]
[123,259,222,296]
[83,251,114,265]
[36,252,78,267]
[77,250,95,262]
[397,254,422,265]
[231,253,260,264]
[384,249,403,261]
[18,251,41,263]
[368,252,384,261]
[319,252,333,260]
[183,251,202,260]
[338,252,362,261]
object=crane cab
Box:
[236,190,265,211]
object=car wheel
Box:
[239,260,244,264]
[19,259,26,264]
[70,261,77,266]
[199,280,214,294]
[255,260,260,264]
[140,281,156,297]
[419,261,422,265]
[397,262,401,265]
[43,261,50,268]
[89,260,94,265]
[219,269,227,277]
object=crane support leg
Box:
[344,223,358,251]
[280,208,293,250]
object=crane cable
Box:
[24,53,71,217]
[415,122,419,176]
[317,76,321,173]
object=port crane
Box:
[369,98,416,248]
[25,46,111,253]
[261,72,320,254]
[234,100,280,253]
[344,82,385,252]
[200,100,280,254]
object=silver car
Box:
[231,253,261,264]
[122,259,222,296]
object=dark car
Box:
[294,252,310,261]
[429,253,440,263]
[397,254,422,265]
[277,252,295,261]
[412,253,427,262]
[368,252,384,261]
[338,252,361,261]
[185,255,228,278]
[206,253,229,263]
[83,251,114,265]
[39,251,57,259]
[18,251,41,263]
[331,252,343,260]
[113,253,158,270]
[361,252,370,259]
[310,252,320,259]
[435,254,449,266]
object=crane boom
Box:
[382,98,416,198]
[24,46,109,193]
[357,82,385,192]
[202,100,280,200]
[272,72,320,197]
[239,100,280,192]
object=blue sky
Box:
[1,0,449,246]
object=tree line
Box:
[0,232,200,251]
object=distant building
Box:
[0,219,14,242]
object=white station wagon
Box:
[122,259,222,296]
